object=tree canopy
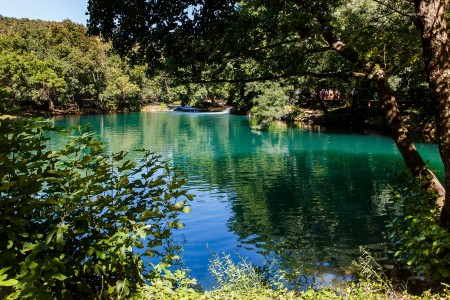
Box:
[87,0,423,85]
[0,16,173,112]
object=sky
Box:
[0,0,89,24]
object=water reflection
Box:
[51,112,443,288]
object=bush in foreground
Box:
[387,169,450,283]
[0,117,192,298]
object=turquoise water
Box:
[51,112,444,288]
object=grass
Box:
[133,248,450,299]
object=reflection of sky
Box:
[171,187,265,288]
[49,112,444,289]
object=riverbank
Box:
[11,103,436,143]
[141,103,171,112]
[294,107,436,143]
[135,250,450,299]
[140,103,233,113]
[15,102,230,116]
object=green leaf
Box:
[116,279,130,296]
[53,273,68,281]
[0,181,17,190]
[173,201,185,210]
[96,250,107,260]
[45,231,56,245]
[0,279,18,286]
[0,267,11,275]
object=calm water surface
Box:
[51,112,444,288]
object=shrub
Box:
[386,169,450,282]
[0,117,192,298]
[207,253,298,300]
[247,81,292,128]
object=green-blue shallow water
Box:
[50,111,444,288]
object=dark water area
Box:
[50,112,444,289]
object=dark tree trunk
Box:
[318,6,445,210]
[376,72,426,174]
[376,71,445,205]
[161,73,171,96]
[414,0,450,229]
[48,98,55,112]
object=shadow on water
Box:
[51,112,444,289]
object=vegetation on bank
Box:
[133,251,450,300]
[0,16,190,114]
[0,16,435,141]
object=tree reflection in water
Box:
[51,112,442,287]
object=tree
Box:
[0,16,169,112]
[86,0,449,224]
[101,55,140,110]
[413,0,450,229]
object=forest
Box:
[1,0,450,298]
[0,16,175,113]
[0,13,434,128]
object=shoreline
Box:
[6,104,436,143]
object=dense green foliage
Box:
[0,16,174,112]
[247,81,299,127]
[86,0,435,126]
[0,10,429,122]
[387,171,450,282]
[0,117,192,298]
[87,0,427,99]
[0,16,239,114]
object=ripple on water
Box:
[50,112,444,289]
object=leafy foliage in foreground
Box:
[387,170,450,282]
[134,250,450,299]
[0,117,192,298]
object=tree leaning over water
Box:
[87,0,450,227]
[413,0,450,229]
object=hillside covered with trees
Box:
[0,16,175,113]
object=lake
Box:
[51,111,444,289]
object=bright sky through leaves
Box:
[0,0,88,24]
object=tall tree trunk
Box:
[161,73,171,96]
[376,71,427,174]
[414,0,450,229]
[317,6,445,210]
[376,71,445,205]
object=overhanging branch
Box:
[244,46,335,61]
[185,71,368,84]
[371,0,415,18]
[222,35,316,60]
